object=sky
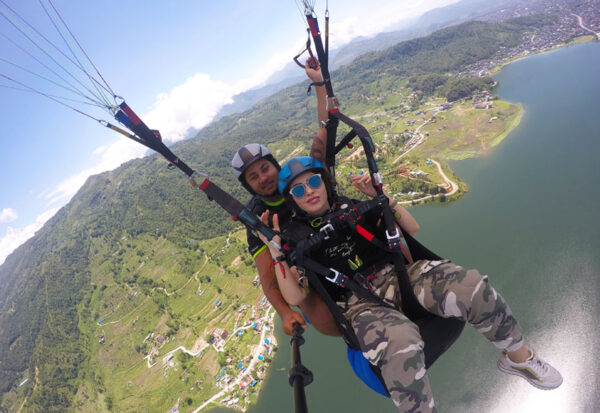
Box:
[0,0,461,265]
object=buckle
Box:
[386,228,401,248]
[327,96,339,111]
[320,223,334,239]
[325,268,346,287]
[386,228,400,240]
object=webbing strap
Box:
[190,176,281,250]
[294,241,361,349]
[304,13,334,98]
[334,129,357,154]
[322,109,431,320]
[324,116,338,173]
[110,100,282,251]
[114,101,195,177]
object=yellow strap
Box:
[252,245,267,260]
[107,123,134,139]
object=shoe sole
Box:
[497,359,563,390]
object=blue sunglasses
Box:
[290,174,323,198]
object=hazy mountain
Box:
[213,0,527,121]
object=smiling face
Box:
[289,171,330,216]
[243,158,279,197]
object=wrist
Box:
[272,255,286,263]
[267,244,281,255]
[278,306,295,317]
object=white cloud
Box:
[0,208,18,224]
[144,73,236,143]
[92,145,107,155]
[232,45,305,92]
[0,207,59,265]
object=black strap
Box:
[305,80,327,95]
[334,129,357,154]
[324,116,339,175]
[193,176,282,250]
[288,220,404,350]
[114,102,284,251]
[293,28,318,69]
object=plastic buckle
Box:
[320,223,334,239]
[386,228,401,248]
[325,268,346,287]
[386,228,400,240]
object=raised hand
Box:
[351,173,378,197]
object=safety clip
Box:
[325,268,347,287]
[320,223,334,239]
[386,228,401,248]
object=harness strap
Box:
[334,129,357,154]
[293,238,361,349]
[305,79,328,95]
[190,176,282,251]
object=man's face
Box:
[243,158,279,196]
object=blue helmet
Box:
[278,156,326,195]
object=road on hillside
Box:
[392,116,433,164]
[398,158,458,205]
[572,13,600,39]
[192,308,274,412]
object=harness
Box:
[281,198,465,397]
[290,3,465,397]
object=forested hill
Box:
[0,15,553,412]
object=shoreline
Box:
[489,106,524,149]
[195,309,277,413]
[488,34,596,76]
[412,38,595,200]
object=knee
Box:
[435,266,492,319]
[356,311,424,367]
[384,319,424,360]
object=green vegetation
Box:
[0,15,550,412]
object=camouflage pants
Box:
[343,260,523,413]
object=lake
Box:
[209,41,600,413]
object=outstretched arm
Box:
[305,59,329,164]
[256,212,309,306]
[254,249,307,335]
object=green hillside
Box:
[0,15,554,412]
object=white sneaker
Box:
[497,349,563,390]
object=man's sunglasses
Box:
[289,174,323,198]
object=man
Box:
[231,143,339,336]
[230,60,341,336]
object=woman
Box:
[258,156,562,413]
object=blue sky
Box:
[0,0,460,264]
